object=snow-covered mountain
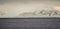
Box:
[16,9,60,17]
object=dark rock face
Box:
[0,18,60,29]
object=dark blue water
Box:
[0,18,60,29]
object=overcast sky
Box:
[0,0,60,17]
[0,0,60,6]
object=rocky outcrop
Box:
[0,11,6,16]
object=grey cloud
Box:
[0,0,60,6]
